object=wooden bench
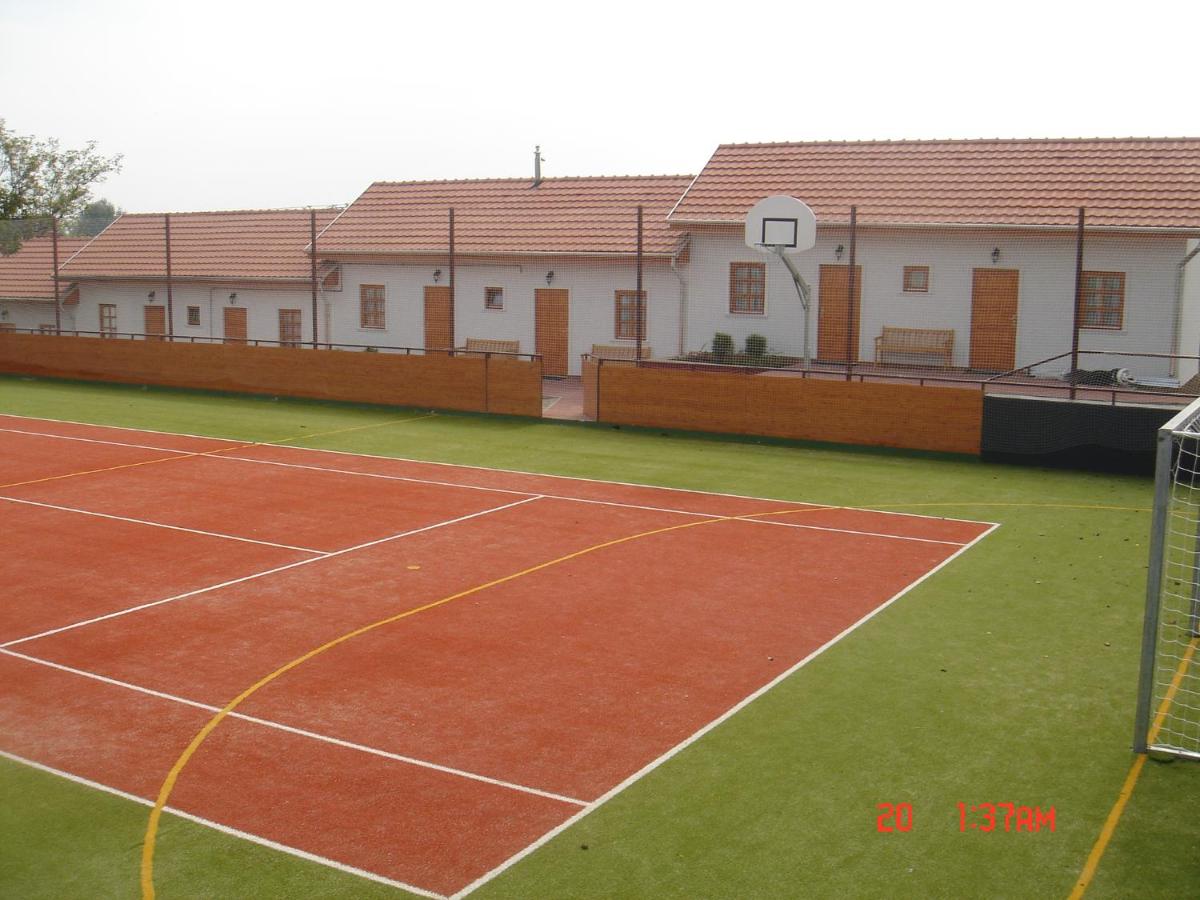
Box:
[458,337,520,356]
[874,327,954,367]
[590,343,653,361]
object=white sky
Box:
[2,0,1196,213]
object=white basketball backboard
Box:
[744,196,817,254]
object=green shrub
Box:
[712,332,734,358]
[745,333,767,358]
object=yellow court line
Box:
[0,443,258,491]
[138,503,840,898]
[0,414,433,491]
[264,413,438,446]
[1067,637,1199,899]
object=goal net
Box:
[1135,396,1200,759]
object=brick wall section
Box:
[593,364,983,454]
[483,354,544,416]
[0,334,542,417]
[582,357,599,419]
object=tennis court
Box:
[0,412,993,898]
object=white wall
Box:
[337,258,682,375]
[0,300,57,331]
[69,281,325,344]
[1178,239,1200,384]
[683,227,1187,379]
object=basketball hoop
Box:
[744,196,817,368]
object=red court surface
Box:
[0,413,995,897]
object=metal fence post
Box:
[1133,425,1177,752]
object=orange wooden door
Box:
[424,286,454,350]
[223,306,247,344]
[969,269,1019,371]
[817,264,862,363]
[535,288,569,375]
[144,305,166,341]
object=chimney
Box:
[533,145,543,188]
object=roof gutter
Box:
[54,274,317,286]
[666,218,1200,237]
[1170,241,1200,378]
[314,249,679,261]
[670,234,692,356]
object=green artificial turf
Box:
[0,375,1196,899]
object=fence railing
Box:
[0,327,540,363]
[583,348,1200,413]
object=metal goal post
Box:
[1134,396,1200,759]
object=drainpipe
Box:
[1170,240,1200,379]
[670,234,691,357]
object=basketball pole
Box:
[767,246,812,369]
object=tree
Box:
[0,119,122,252]
[69,198,122,236]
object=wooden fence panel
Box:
[484,354,543,417]
[0,334,541,416]
[593,365,982,455]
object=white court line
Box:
[0,495,329,555]
[451,522,1002,898]
[0,648,586,807]
[0,417,976,546]
[0,425,220,455]
[0,750,447,900]
[0,412,998,528]
[0,495,542,649]
[209,453,969,547]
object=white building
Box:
[0,235,89,332]
[314,175,693,375]
[57,208,341,345]
[667,138,1200,383]
[36,138,1200,387]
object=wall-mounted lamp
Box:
[147,290,156,301]
[433,268,442,283]
[0,307,9,320]
[228,292,238,305]
[991,247,1001,264]
[834,244,845,262]
[545,270,555,285]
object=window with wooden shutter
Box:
[1080,272,1125,329]
[99,303,117,336]
[360,284,385,329]
[903,266,930,292]
[279,309,302,346]
[729,262,766,314]
[614,290,646,340]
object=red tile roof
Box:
[58,208,341,282]
[317,176,695,257]
[0,236,91,300]
[668,138,1200,230]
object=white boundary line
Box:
[0,495,329,555]
[212,453,971,546]
[450,522,1002,898]
[0,749,447,900]
[0,648,586,807]
[0,412,999,528]
[0,425,232,454]
[0,420,977,547]
[0,495,542,649]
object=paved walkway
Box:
[541,377,585,420]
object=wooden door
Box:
[535,288,569,376]
[144,305,166,341]
[969,268,1019,371]
[817,264,862,363]
[424,286,454,350]
[223,306,247,344]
